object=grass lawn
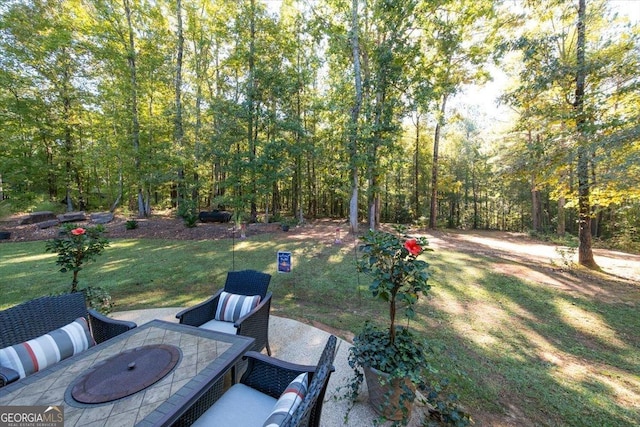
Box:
[1,231,638,426]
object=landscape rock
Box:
[57,211,87,223]
[198,210,232,223]
[91,212,114,224]
[19,211,56,225]
[36,219,60,229]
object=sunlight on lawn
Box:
[0,252,52,265]
[554,298,627,349]
[110,240,139,249]
[557,358,640,409]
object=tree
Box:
[501,0,640,264]
[416,0,498,229]
[348,0,363,233]
[574,0,597,268]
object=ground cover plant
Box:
[0,224,638,426]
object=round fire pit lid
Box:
[71,344,181,404]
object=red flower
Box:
[404,239,422,256]
[71,228,86,236]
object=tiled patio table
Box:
[0,319,254,427]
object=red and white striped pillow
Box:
[0,317,95,379]
[263,372,308,426]
[214,292,261,322]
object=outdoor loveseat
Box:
[0,292,136,387]
[176,269,273,355]
[179,335,337,427]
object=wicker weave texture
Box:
[224,269,272,299]
[176,269,273,355]
[0,293,136,387]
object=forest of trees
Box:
[1,0,639,264]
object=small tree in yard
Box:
[45,224,110,293]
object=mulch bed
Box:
[0,213,283,243]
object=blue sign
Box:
[277,251,292,273]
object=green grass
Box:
[1,233,638,426]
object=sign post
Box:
[277,251,292,273]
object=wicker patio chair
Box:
[175,269,272,355]
[0,292,136,387]
[179,335,337,427]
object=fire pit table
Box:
[0,320,254,427]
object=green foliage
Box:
[358,225,431,338]
[347,225,433,424]
[419,377,473,427]
[125,219,139,230]
[280,216,298,228]
[177,200,198,228]
[347,323,430,416]
[553,245,577,271]
[44,223,110,293]
[0,200,11,220]
[83,286,114,315]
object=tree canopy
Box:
[1,0,639,262]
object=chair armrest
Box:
[234,292,271,353]
[240,350,317,399]
[286,335,337,427]
[88,309,137,344]
[0,366,19,388]
[175,290,223,326]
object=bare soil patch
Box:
[426,229,640,303]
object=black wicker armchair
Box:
[175,269,272,355]
[182,335,337,427]
[0,292,136,387]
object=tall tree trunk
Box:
[348,0,363,233]
[429,94,448,229]
[413,112,421,218]
[472,166,479,229]
[575,0,598,269]
[123,0,146,217]
[174,0,185,209]
[61,56,75,212]
[248,0,258,222]
[557,195,566,236]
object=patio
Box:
[112,308,424,427]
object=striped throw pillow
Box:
[263,372,308,427]
[214,292,261,322]
[0,317,95,379]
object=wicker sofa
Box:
[0,292,136,387]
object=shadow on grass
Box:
[1,235,638,426]
[426,250,639,426]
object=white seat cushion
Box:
[191,383,276,427]
[199,319,238,335]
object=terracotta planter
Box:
[364,365,416,421]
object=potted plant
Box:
[347,225,431,423]
[280,216,297,231]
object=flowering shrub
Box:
[358,225,430,344]
[344,225,432,422]
[45,223,110,293]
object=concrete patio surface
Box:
[112,308,424,427]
